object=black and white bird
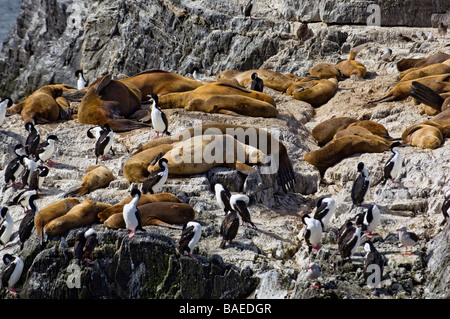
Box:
[338,220,361,261]
[2,254,24,297]
[75,69,88,90]
[380,142,402,185]
[0,206,8,224]
[0,207,14,249]
[219,210,240,249]
[18,194,38,250]
[351,162,370,207]
[0,97,12,127]
[313,196,335,231]
[35,135,59,167]
[243,0,255,18]
[357,204,381,238]
[74,228,98,264]
[141,157,169,194]
[21,155,38,188]
[150,94,170,138]
[296,22,309,43]
[363,241,384,289]
[123,186,145,238]
[24,122,40,158]
[441,189,450,225]
[230,194,256,228]
[179,221,202,259]
[380,48,392,62]
[214,183,232,215]
[93,124,115,164]
[250,72,264,92]
[28,165,50,193]
[3,144,26,188]
[8,189,37,212]
[301,214,324,253]
[397,226,420,255]
[306,262,322,289]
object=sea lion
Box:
[157,82,278,117]
[125,123,296,192]
[119,69,203,100]
[311,117,359,146]
[397,52,450,71]
[369,73,450,104]
[77,74,152,132]
[34,198,81,238]
[287,78,338,108]
[409,81,450,114]
[398,63,450,82]
[216,69,297,92]
[307,62,342,80]
[304,131,392,175]
[6,84,76,124]
[103,202,195,229]
[347,120,393,139]
[336,51,367,79]
[65,164,114,197]
[402,123,444,149]
[44,199,112,236]
[98,192,182,222]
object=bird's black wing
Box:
[135,207,145,231]
[74,232,86,260]
[34,140,49,159]
[19,212,35,244]
[351,175,369,205]
[4,158,22,183]
[383,157,395,182]
[95,132,110,158]
[25,130,40,157]
[179,225,195,253]
[141,168,164,194]
[313,201,329,221]
[220,191,232,213]
[161,111,170,135]
[83,236,98,259]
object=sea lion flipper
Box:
[95,74,113,94]
[218,109,240,116]
[234,162,255,174]
[147,218,178,228]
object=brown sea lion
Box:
[347,120,393,139]
[6,84,76,124]
[307,62,343,80]
[369,73,450,104]
[336,51,367,79]
[119,69,204,100]
[44,199,112,236]
[157,82,278,117]
[409,81,450,114]
[287,78,338,107]
[398,63,450,82]
[304,131,392,175]
[103,202,195,229]
[98,192,182,222]
[77,74,152,132]
[64,164,114,197]
[311,117,359,146]
[397,52,450,71]
[125,123,296,192]
[216,69,297,92]
[402,123,444,149]
[34,197,81,238]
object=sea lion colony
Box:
[0,24,450,298]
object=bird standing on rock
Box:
[297,22,308,43]
[179,221,202,259]
[141,157,169,194]
[75,69,88,90]
[35,135,60,167]
[18,194,38,250]
[438,22,447,37]
[150,94,170,139]
[24,122,40,158]
[94,124,115,164]
[380,141,402,185]
[230,194,256,228]
[123,185,145,238]
[306,262,322,289]
[338,220,361,261]
[397,226,419,255]
[250,72,264,92]
[220,210,240,249]
[243,0,255,19]
[302,214,323,253]
[351,162,370,207]
[215,183,232,215]
[2,254,24,297]
[313,196,335,231]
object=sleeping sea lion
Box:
[304,130,392,175]
[119,69,204,100]
[402,123,444,149]
[103,202,195,229]
[369,73,450,104]
[397,52,450,71]
[157,82,278,117]
[307,62,343,80]
[336,51,367,79]
[125,123,296,192]
[311,117,359,146]
[44,199,111,236]
[64,164,114,197]
[6,84,76,124]
[398,63,450,82]
[98,192,182,222]
[286,78,338,107]
[34,197,81,238]
[77,74,152,132]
